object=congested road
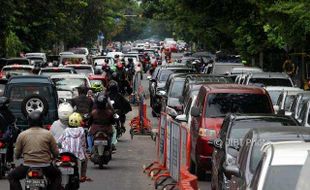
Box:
[0,53,210,190]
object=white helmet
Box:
[58,102,74,124]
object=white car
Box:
[248,141,310,190]
[50,74,91,100]
[265,86,303,113]
[25,52,47,63]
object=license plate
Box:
[0,148,7,154]
[25,179,46,188]
[94,140,108,146]
[59,167,74,175]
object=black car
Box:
[149,65,195,116]
[3,76,58,130]
[226,126,310,190]
[209,114,300,190]
[161,73,188,117]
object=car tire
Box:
[21,94,49,117]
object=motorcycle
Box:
[90,130,112,169]
[55,153,80,190]
[25,167,49,190]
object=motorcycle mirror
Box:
[110,100,115,105]
[113,113,120,119]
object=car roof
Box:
[265,86,301,91]
[50,74,88,79]
[251,126,310,141]
[228,113,297,121]
[263,141,310,165]
[201,84,267,94]
[64,64,92,68]
[41,67,74,70]
[249,72,290,78]
[230,67,263,74]
[8,75,53,84]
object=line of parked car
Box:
[148,55,310,189]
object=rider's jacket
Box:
[89,108,114,135]
[15,127,59,165]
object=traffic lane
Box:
[0,106,157,190]
[143,80,211,190]
[80,106,156,190]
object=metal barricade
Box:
[180,125,188,169]
[159,113,167,165]
[170,120,181,182]
[166,119,172,171]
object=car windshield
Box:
[67,67,92,75]
[263,165,302,190]
[249,78,292,87]
[40,70,72,76]
[205,93,272,117]
[268,90,282,105]
[52,78,88,91]
[228,119,297,148]
[62,58,84,65]
[169,80,185,98]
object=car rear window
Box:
[2,68,33,76]
[249,78,292,87]
[52,78,88,91]
[205,93,272,117]
[40,70,73,76]
[66,67,93,75]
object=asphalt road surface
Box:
[0,53,210,190]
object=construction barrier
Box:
[143,112,198,190]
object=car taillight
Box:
[28,171,40,178]
[199,128,217,139]
[61,155,72,162]
[0,141,5,148]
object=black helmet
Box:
[128,58,133,62]
[0,97,9,108]
[96,94,107,109]
[27,111,43,127]
[108,80,119,93]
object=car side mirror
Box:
[175,114,187,122]
[190,106,201,117]
[208,138,223,149]
[224,164,240,178]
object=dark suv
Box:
[4,76,58,130]
[189,84,273,180]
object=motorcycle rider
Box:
[50,102,74,141]
[71,86,93,122]
[88,94,115,150]
[126,58,135,82]
[58,112,91,182]
[7,111,61,190]
[0,97,17,165]
[106,80,132,134]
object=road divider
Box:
[143,112,198,190]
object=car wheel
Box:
[21,94,49,117]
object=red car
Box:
[189,84,273,180]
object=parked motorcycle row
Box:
[149,51,310,189]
